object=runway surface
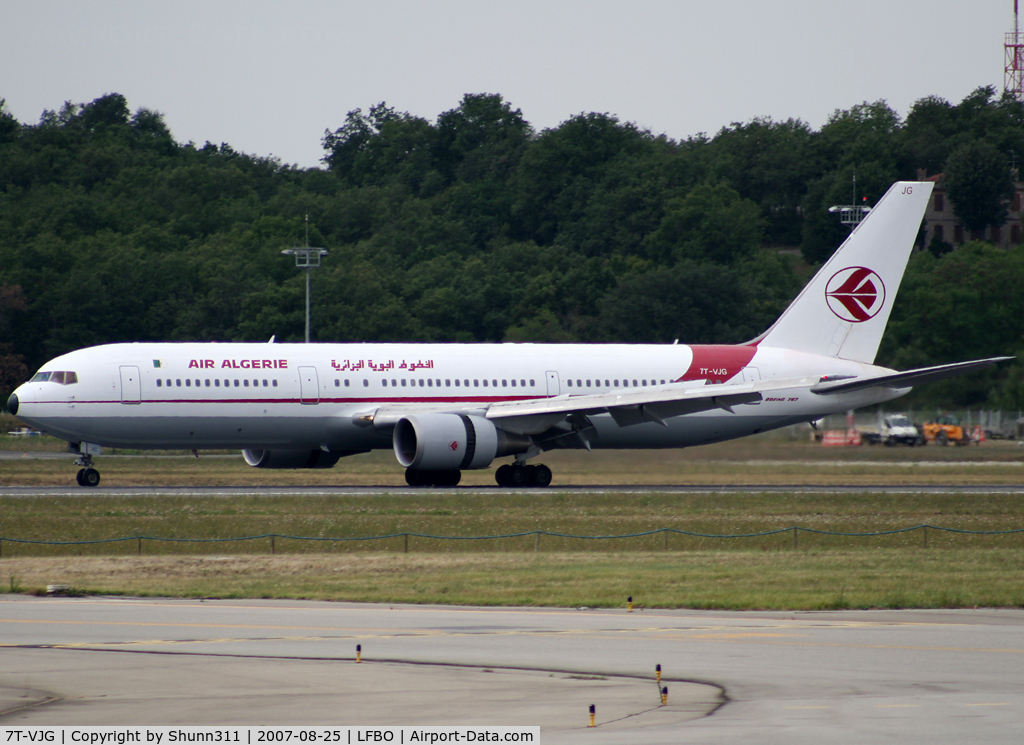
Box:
[4,484,1024,497]
[3,596,1024,744]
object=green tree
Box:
[943,140,1014,232]
[644,183,763,264]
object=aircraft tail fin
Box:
[751,181,933,364]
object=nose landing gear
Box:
[76,467,100,487]
[70,442,101,487]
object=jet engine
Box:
[393,413,532,471]
[242,449,355,469]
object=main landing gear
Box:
[405,468,462,487]
[403,463,554,488]
[495,463,552,488]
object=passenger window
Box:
[234,380,240,387]
[243,380,249,387]
[642,380,647,386]
[586,380,591,387]
[454,379,460,387]
[436,379,441,387]
[427,379,433,387]
[633,380,638,387]
[176,379,181,387]
[474,380,479,387]
[446,379,451,387]
[363,379,369,387]
[492,380,497,387]
[345,379,350,387]
[382,379,388,387]
[186,379,191,387]
[215,379,220,387]
[614,379,619,387]
[567,379,573,387]
[465,380,470,387]
[335,379,340,387]
[529,379,535,387]
[272,380,278,387]
[511,379,516,387]
[402,379,407,387]
[502,379,507,387]
[156,379,162,388]
[483,379,488,387]
[205,379,210,387]
[391,379,396,387]
[577,380,582,388]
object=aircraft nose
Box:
[7,391,18,416]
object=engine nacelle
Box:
[242,448,348,469]
[393,413,532,471]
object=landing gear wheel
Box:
[80,468,100,487]
[76,468,85,486]
[495,464,512,487]
[530,464,552,487]
[507,465,529,487]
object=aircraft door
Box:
[119,366,141,404]
[299,366,320,404]
[741,366,761,405]
[545,371,560,397]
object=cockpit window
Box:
[30,371,78,385]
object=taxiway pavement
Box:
[2,597,1024,744]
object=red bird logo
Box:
[825,267,885,322]
[449,441,459,451]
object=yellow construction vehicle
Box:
[921,414,971,446]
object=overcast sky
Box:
[0,1,1015,169]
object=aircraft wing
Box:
[808,357,1014,395]
[485,376,819,432]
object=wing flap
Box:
[487,377,817,431]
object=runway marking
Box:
[964,703,1009,707]
[688,632,803,639]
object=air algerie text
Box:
[188,359,289,369]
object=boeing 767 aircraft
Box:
[6,181,1010,487]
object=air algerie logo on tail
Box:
[825,266,886,323]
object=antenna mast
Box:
[1006,0,1024,100]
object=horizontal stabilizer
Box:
[809,357,1014,395]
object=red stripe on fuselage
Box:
[677,345,757,383]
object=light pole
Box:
[281,217,328,343]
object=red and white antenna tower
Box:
[1006,0,1024,100]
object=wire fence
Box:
[4,524,1024,556]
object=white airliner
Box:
[7,181,1009,487]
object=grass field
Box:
[3,414,1024,609]
[3,489,1024,610]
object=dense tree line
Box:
[1,88,1023,408]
